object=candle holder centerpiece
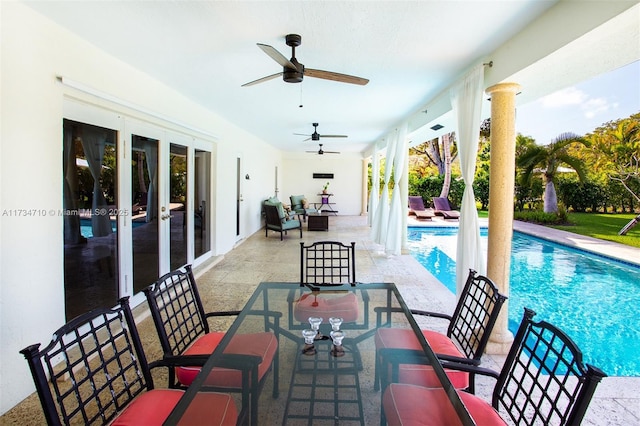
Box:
[330,330,345,357]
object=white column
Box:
[361,158,368,216]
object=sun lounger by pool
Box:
[408,196,435,220]
[433,197,460,220]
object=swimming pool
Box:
[407,226,640,377]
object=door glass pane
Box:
[132,135,159,294]
[195,149,211,257]
[63,119,118,321]
[170,144,187,270]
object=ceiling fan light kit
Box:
[242,34,369,87]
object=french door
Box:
[125,122,192,295]
[63,104,212,320]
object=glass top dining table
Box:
[163,282,475,425]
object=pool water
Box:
[80,219,144,238]
[407,227,640,377]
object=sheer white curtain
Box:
[144,142,158,223]
[370,136,397,244]
[368,152,380,226]
[385,123,408,255]
[450,64,486,296]
[82,128,112,237]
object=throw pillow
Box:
[275,202,287,223]
[290,195,304,210]
[302,198,309,209]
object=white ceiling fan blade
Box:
[257,43,297,70]
[241,72,282,87]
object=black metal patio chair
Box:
[381,307,607,425]
[374,269,507,393]
[20,297,238,426]
[143,264,280,425]
[287,241,370,336]
[264,203,302,240]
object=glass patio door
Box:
[63,103,212,319]
[168,143,188,271]
[130,133,161,294]
[128,126,191,294]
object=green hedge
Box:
[409,175,464,207]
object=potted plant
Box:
[322,182,330,194]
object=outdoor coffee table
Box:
[307,212,331,231]
[163,282,475,425]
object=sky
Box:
[515,60,640,144]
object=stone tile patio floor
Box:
[2,214,638,424]
[196,214,639,425]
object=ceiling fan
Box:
[307,143,340,155]
[294,122,348,141]
[242,34,369,87]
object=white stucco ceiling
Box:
[23,1,639,155]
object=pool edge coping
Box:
[407,216,640,267]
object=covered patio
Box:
[1,0,638,418]
[2,215,638,424]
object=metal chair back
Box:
[448,270,507,361]
[143,264,209,358]
[300,241,356,286]
[20,298,151,426]
[494,308,607,425]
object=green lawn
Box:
[477,210,640,248]
[549,212,640,248]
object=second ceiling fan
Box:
[242,34,369,87]
[307,144,340,155]
[295,122,347,141]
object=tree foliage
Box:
[586,113,640,210]
[516,133,590,213]
[409,133,458,176]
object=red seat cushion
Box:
[112,389,237,426]
[375,328,469,389]
[383,383,506,426]
[176,331,278,388]
[294,292,359,323]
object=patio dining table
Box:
[163,282,475,425]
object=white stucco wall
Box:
[282,153,364,216]
[0,2,286,413]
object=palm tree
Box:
[517,133,590,213]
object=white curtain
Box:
[81,128,112,237]
[370,136,397,244]
[368,152,380,226]
[385,123,408,255]
[450,64,486,296]
[144,142,158,223]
